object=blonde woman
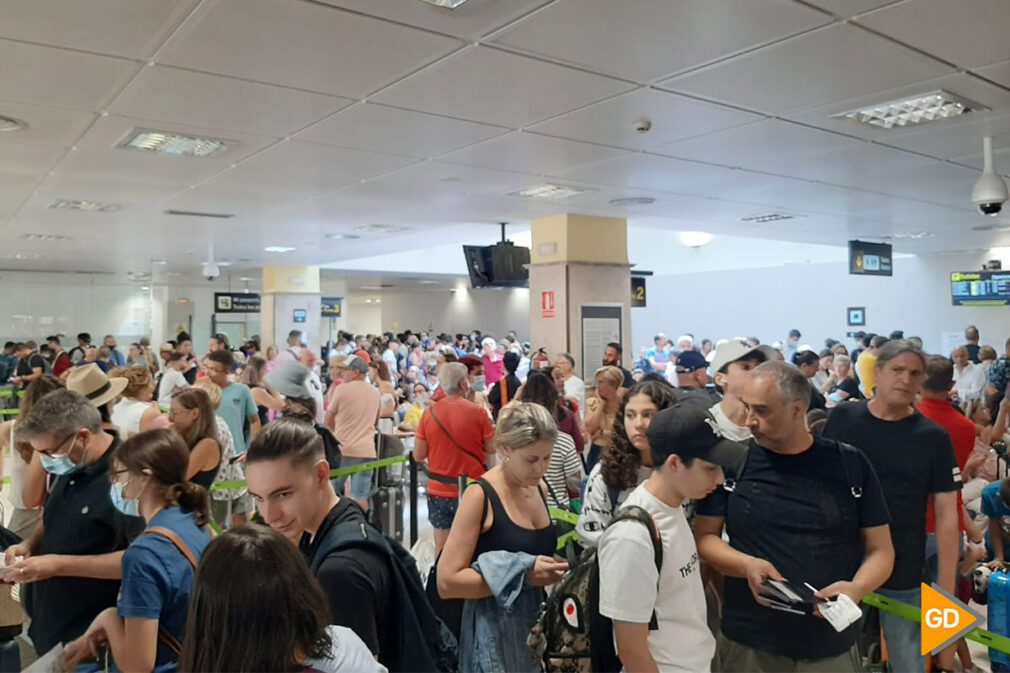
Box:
[584,365,625,473]
[438,402,568,672]
[109,366,167,438]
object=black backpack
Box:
[528,505,662,673]
[310,520,458,673]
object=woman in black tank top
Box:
[437,403,569,672]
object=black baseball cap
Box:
[675,350,708,373]
[646,397,745,467]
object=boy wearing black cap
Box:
[671,350,710,391]
[598,397,744,673]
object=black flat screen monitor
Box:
[951,270,1010,306]
[462,243,529,288]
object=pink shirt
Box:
[326,380,380,458]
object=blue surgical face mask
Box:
[40,435,81,476]
[110,482,141,517]
[471,375,486,392]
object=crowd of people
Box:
[0,321,1007,672]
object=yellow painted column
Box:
[261,266,322,351]
[529,214,631,381]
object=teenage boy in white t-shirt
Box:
[598,398,744,673]
[157,352,190,408]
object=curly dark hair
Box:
[601,380,678,491]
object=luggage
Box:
[991,568,1010,671]
[370,486,404,543]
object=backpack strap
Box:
[143,526,198,658]
[609,505,662,630]
[721,444,751,493]
[607,486,621,510]
[829,440,865,499]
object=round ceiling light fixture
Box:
[0,115,27,133]
[678,231,713,248]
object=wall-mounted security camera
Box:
[634,118,652,134]
[202,261,220,281]
[972,136,1009,217]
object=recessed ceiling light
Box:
[883,231,935,240]
[609,196,656,206]
[360,284,395,290]
[238,276,254,282]
[972,224,1010,232]
[417,280,440,285]
[741,212,797,223]
[19,233,70,242]
[217,261,233,267]
[3,253,41,260]
[151,259,167,265]
[0,115,27,133]
[509,184,588,200]
[326,233,361,240]
[264,246,296,253]
[140,286,150,291]
[353,224,409,234]
[835,90,986,129]
[119,128,230,157]
[48,198,122,212]
[678,231,713,248]
[417,0,470,8]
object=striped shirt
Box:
[543,431,584,510]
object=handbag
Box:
[425,479,490,639]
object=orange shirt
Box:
[416,397,493,498]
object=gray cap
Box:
[265,361,311,398]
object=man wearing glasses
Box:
[4,389,143,663]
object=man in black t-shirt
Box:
[696,362,893,672]
[823,340,961,673]
[246,420,394,666]
[12,341,46,389]
[602,341,635,388]
[964,325,981,364]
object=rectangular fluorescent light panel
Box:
[119,129,229,157]
[354,224,409,234]
[741,213,795,223]
[418,0,470,8]
[48,199,122,212]
[263,246,296,253]
[510,184,587,200]
[836,90,986,129]
[19,233,70,242]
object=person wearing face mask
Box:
[460,354,492,417]
[62,429,212,673]
[5,389,145,663]
[398,383,430,433]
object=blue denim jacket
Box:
[461,551,542,673]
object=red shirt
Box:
[918,397,975,533]
[52,352,71,378]
[416,397,493,498]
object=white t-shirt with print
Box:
[709,401,751,442]
[598,483,715,673]
[157,369,188,408]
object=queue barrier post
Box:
[409,454,419,548]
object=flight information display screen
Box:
[951,270,1010,306]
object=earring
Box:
[504,456,510,463]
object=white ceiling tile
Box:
[868,162,979,205]
[0,101,97,148]
[662,24,951,114]
[528,88,763,151]
[32,174,186,207]
[438,132,629,175]
[0,0,198,59]
[977,60,1010,89]
[372,45,635,128]
[159,0,461,98]
[752,144,938,190]
[493,0,829,82]
[109,66,352,137]
[878,112,1010,162]
[315,0,552,40]
[371,161,537,196]
[653,119,863,169]
[803,0,905,17]
[0,143,65,177]
[295,103,508,158]
[0,39,139,111]
[551,152,735,193]
[951,145,1010,173]
[782,72,1010,141]
[55,146,231,188]
[858,0,1010,69]
[0,173,37,220]
[239,141,418,182]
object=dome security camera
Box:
[973,136,1009,217]
[202,262,220,281]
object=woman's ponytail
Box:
[168,482,211,527]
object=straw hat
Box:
[66,364,128,408]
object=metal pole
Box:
[409,454,418,548]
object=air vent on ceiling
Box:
[354,224,409,234]
[49,199,122,212]
[835,90,986,130]
[360,284,395,290]
[119,129,231,157]
[509,184,587,200]
[19,233,70,242]
[165,210,235,219]
[882,231,934,240]
[741,213,797,224]
[609,196,656,206]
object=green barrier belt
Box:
[863,592,1010,655]
[548,506,579,526]
[210,454,409,491]
[0,409,17,416]
[556,530,579,551]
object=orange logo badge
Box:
[921,582,981,655]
